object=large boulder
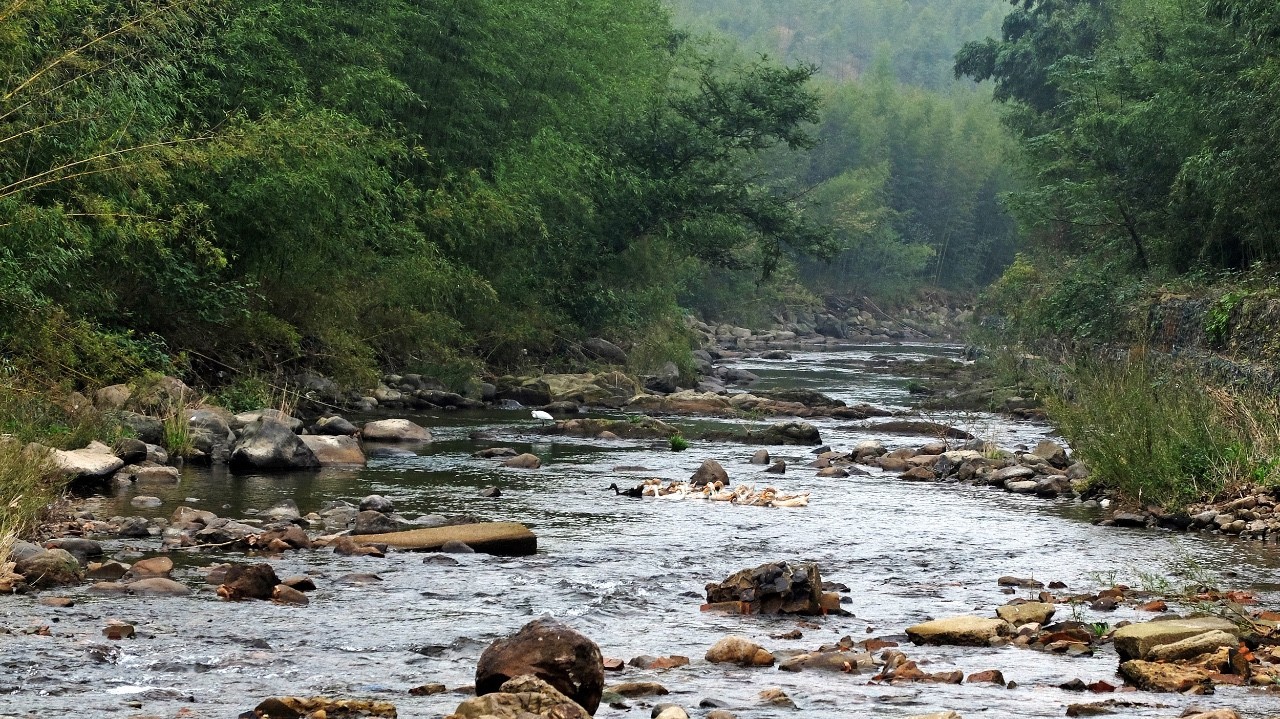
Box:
[1117,660,1213,693]
[705,561,823,615]
[110,411,165,445]
[229,418,319,472]
[906,616,1012,646]
[313,415,359,436]
[704,636,775,666]
[645,362,681,394]
[1147,630,1238,663]
[582,338,628,365]
[216,563,281,600]
[627,391,732,415]
[361,418,431,443]
[475,619,604,714]
[352,510,402,535]
[14,548,83,588]
[446,675,590,719]
[130,375,192,413]
[995,602,1056,626]
[50,441,124,480]
[1111,617,1241,661]
[1031,439,1069,468]
[94,384,132,411]
[299,435,365,466]
[752,389,845,408]
[689,459,729,487]
[552,417,679,440]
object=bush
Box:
[0,381,121,450]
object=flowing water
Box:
[3,343,1280,718]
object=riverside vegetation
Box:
[953,0,1280,514]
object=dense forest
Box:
[666,0,1024,308]
[668,0,1008,88]
[0,0,837,387]
[0,0,1024,391]
[957,0,1280,339]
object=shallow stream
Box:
[3,343,1279,718]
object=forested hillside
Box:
[957,0,1280,339]
[668,0,1007,88]
[665,0,1025,307]
[0,0,840,388]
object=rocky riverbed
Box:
[3,341,1280,718]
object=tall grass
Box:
[0,439,57,580]
[1047,356,1280,508]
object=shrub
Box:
[669,434,690,451]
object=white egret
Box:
[531,409,554,424]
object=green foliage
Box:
[789,70,1022,296]
[958,0,1280,277]
[1047,358,1227,507]
[1046,357,1280,507]
[1204,291,1246,349]
[0,381,120,451]
[669,434,690,451]
[977,255,1147,343]
[0,0,840,386]
[214,376,275,414]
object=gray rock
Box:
[44,538,103,562]
[361,418,431,442]
[261,499,301,521]
[127,577,191,597]
[749,449,770,465]
[1147,630,1238,662]
[690,459,729,487]
[113,438,148,464]
[51,442,125,480]
[130,495,163,508]
[229,418,320,472]
[194,518,259,544]
[299,434,365,466]
[231,408,302,433]
[906,616,1012,646]
[111,411,164,444]
[705,561,823,615]
[15,549,83,587]
[117,517,151,538]
[353,510,400,535]
[582,337,628,365]
[1112,617,1240,661]
[313,415,358,436]
[359,495,394,513]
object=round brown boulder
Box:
[475,619,604,714]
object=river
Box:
[2,342,1278,718]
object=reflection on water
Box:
[2,344,1278,717]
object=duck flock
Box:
[608,479,809,508]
